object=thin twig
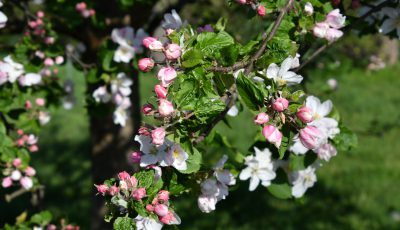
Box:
[295,42,331,72]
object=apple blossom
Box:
[138,58,155,72]
[151,128,166,146]
[326,9,346,29]
[299,125,324,149]
[0,3,7,29]
[25,166,36,177]
[142,103,154,115]
[305,96,333,121]
[29,144,39,152]
[143,37,158,48]
[304,2,314,16]
[257,5,266,17]
[11,170,22,181]
[158,99,174,117]
[239,147,276,191]
[262,125,283,148]
[0,56,24,83]
[2,177,12,188]
[20,177,33,190]
[316,143,337,161]
[132,187,147,200]
[55,56,64,65]
[146,204,155,212]
[159,211,181,225]
[36,98,45,106]
[13,158,22,168]
[130,151,142,164]
[254,112,269,125]
[163,144,188,171]
[297,106,314,123]
[290,166,317,198]
[149,40,164,51]
[38,111,51,126]
[266,56,303,86]
[95,184,108,195]
[162,10,183,31]
[110,73,132,97]
[157,190,170,201]
[135,215,163,230]
[92,86,111,103]
[19,73,42,87]
[108,185,119,196]
[272,97,289,112]
[157,67,177,87]
[197,195,218,213]
[154,204,169,217]
[118,171,130,181]
[154,84,168,99]
[44,58,54,66]
[164,44,181,60]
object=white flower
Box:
[290,165,317,198]
[135,215,163,230]
[0,8,7,29]
[111,72,132,97]
[162,9,183,31]
[266,56,303,86]
[310,117,340,139]
[20,176,33,190]
[19,73,42,86]
[305,95,333,120]
[27,134,38,145]
[111,27,148,63]
[163,144,188,171]
[0,56,24,83]
[135,135,169,167]
[197,195,218,213]
[38,111,51,126]
[113,106,128,127]
[213,155,236,186]
[11,170,22,181]
[227,105,239,117]
[289,135,310,155]
[316,143,337,161]
[239,147,276,191]
[200,178,219,196]
[380,7,400,38]
[92,86,111,103]
[304,2,314,16]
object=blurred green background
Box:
[12,36,397,229]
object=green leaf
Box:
[30,211,52,226]
[182,48,204,68]
[131,201,148,217]
[267,183,292,199]
[113,216,135,230]
[179,147,202,174]
[236,72,265,111]
[333,125,358,151]
[278,125,292,159]
[197,31,234,55]
[102,51,117,72]
[134,170,154,189]
[194,97,226,122]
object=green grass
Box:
[3,61,399,229]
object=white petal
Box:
[239,167,252,180]
[317,100,333,117]
[140,154,158,167]
[266,63,279,80]
[249,176,260,191]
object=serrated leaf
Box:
[179,147,202,174]
[236,72,265,111]
[113,216,135,230]
[182,48,204,68]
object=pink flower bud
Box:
[157,67,177,87]
[25,100,32,109]
[108,185,119,196]
[297,106,314,123]
[132,187,146,200]
[29,145,39,152]
[262,125,283,148]
[118,171,130,181]
[257,5,266,17]
[28,21,38,29]
[143,37,158,48]
[158,99,174,117]
[142,103,154,115]
[95,184,108,196]
[130,151,142,164]
[149,40,164,51]
[35,98,45,106]
[17,138,25,147]
[55,56,64,65]
[47,225,57,230]
[272,98,289,112]
[20,176,33,190]
[138,58,155,72]
[138,126,150,136]
[17,129,24,136]
[299,125,323,149]
[157,190,170,201]
[159,211,177,225]
[152,128,166,146]
[89,9,96,16]
[154,204,169,217]
[128,176,138,188]
[25,166,36,177]
[146,204,155,212]
[45,37,55,45]
[164,44,181,60]
[76,2,87,11]
[13,158,22,168]
[37,11,45,18]
[254,112,269,125]
[237,0,247,4]
[154,84,167,99]
[44,58,54,66]
[2,177,12,188]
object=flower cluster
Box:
[92,72,133,126]
[16,130,40,153]
[313,9,346,41]
[2,158,36,190]
[111,27,147,63]
[198,155,236,213]
[135,134,189,172]
[236,0,266,17]
[24,98,52,126]
[96,170,180,229]
[75,2,95,18]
